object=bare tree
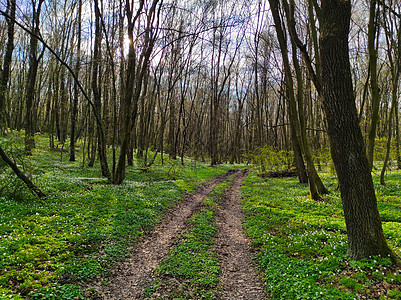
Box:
[113,0,162,184]
[24,0,45,155]
[69,0,82,162]
[0,0,15,131]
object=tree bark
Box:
[69,0,82,162]
[268,0,313,191]
[92,0,111,179]
[380,8,401,184]
[366,0,381,170]
[25,0,44,155]
[287,18,328,194]
[320,0,396,261]
[396,106,401,169]
[0,0,15,131]
[0,146,46,198]
[113,0,160,184]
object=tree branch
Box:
[0,146,46,198]
[377,0,401,19]
[285,0,322,95]
[0,9,106,148]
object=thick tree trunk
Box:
[320,0,396,261]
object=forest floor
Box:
[2,133,401,299]
[97,169,266,299]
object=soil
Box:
[214,169,266,299]
[98,171,233,299]
[97,169,266,299]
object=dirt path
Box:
[215,169,266,299]
[99,171,234,300]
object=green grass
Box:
[241,171,401,300]
[0,132,233,299]
[144,178,234,299]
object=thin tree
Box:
[268,0,325,199]
[92,0,111,178]
[0,0,45,198]
[69,0,82,162]
[366,0,382,170]
[379,3,401,185]
[25,0,45,155]
[0,0,15,131]
[113,0,161,184]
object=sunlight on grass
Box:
[241,171,401,300]
[0,133,233,298]
[144,178,234,299]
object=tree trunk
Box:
[291,123,309,184]
[288,28,328,195]
[380,94,395,185]
[380,12,401,185]
[366,0,381,170]
[320,0,396,261]
[25,0,44,155]
[396,106,401,169]
[0,0,15,131]
[92,0,110,179]
[113,0,160,184]
[69,0,82,162]
[268,0,311,188]
[284,0,328,194]
[0,146,46,198]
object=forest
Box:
[0,0,401,299]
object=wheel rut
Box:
[98,171,233,299]
[215,169,266,299]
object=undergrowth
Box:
[0,132,232,299]
[241,172,401,300]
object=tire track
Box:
[215,169,267,299]
[98,170,235,299]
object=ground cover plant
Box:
[241,171,401,300]
[0,133,231,299]
[143,177,234,299]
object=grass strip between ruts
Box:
[144,175,235,299]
